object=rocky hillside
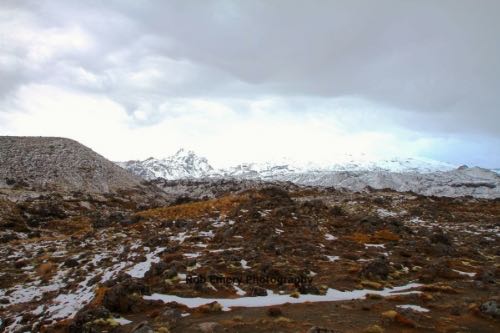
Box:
[0,136,143,193]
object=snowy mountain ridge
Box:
[221,156,456,178]
[117,148,213,180]
[117,149,500,198]
[118,150,457,180]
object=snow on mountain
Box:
[276,167,500,199]
[222,156,456,177]
[117,150,500,198]
[117,149,213,180]
[118,151,455,180]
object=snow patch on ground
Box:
[126,247,166,278]
[114,317,133,325]
[184,252,201,258]
[453,269,476,277]
[376,208,399,218]
[325,233,337,241]
[209,247,243,253]
[397,304,430,312]
[234,285,246,296]
[144,283,422,310]
[240,259,250,269]
[365,244,385,248]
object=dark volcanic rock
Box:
[360,257,391,280]
[103,276,149,312]
[249,286,268,297]
[479,300,500,319]
[68,306,111,333]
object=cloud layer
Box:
[1,1,499,166]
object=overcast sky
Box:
[1,0,499,167]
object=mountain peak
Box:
[118,149,213,180]
[118,152,459,181]
[116,152,500,198]
[174,148,194,156]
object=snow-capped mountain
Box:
[118,150,456,180]
[117,149,500,198]
[276,166,500,198]
[222,156,456,178]
[117,149,213,180]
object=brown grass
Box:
[37,262,56,281]
[90,286,108,307]
[373,229,400,241]
[347,229,399,243]
[44,216,93,235]
[137,194,249,220]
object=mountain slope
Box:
[118,152,456,181]
[277,167,500,199]
[221,156,456,178]
[117,149,213,180]
[118,150,500,198]
[0,136,143,193]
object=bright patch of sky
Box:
[1,1,499,167]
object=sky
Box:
[0,0,499,168]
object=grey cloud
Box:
[1,0,499,135]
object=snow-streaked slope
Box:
[119,152,456,180]
[276,167,500,199]
[222,156,456,178]
[117,150,500,198]
[117,149,213,180]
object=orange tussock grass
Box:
[37,262,56,281]
[137,194,250,221]
[347,229,399,244]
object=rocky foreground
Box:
[0,182,499,332]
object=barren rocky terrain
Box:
[1,183,499,332]
[0,137,499,332]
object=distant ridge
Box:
[0,136,143,193]
[118,150,457,181]
[118,150,500,198]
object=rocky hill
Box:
[0,136,143,193]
